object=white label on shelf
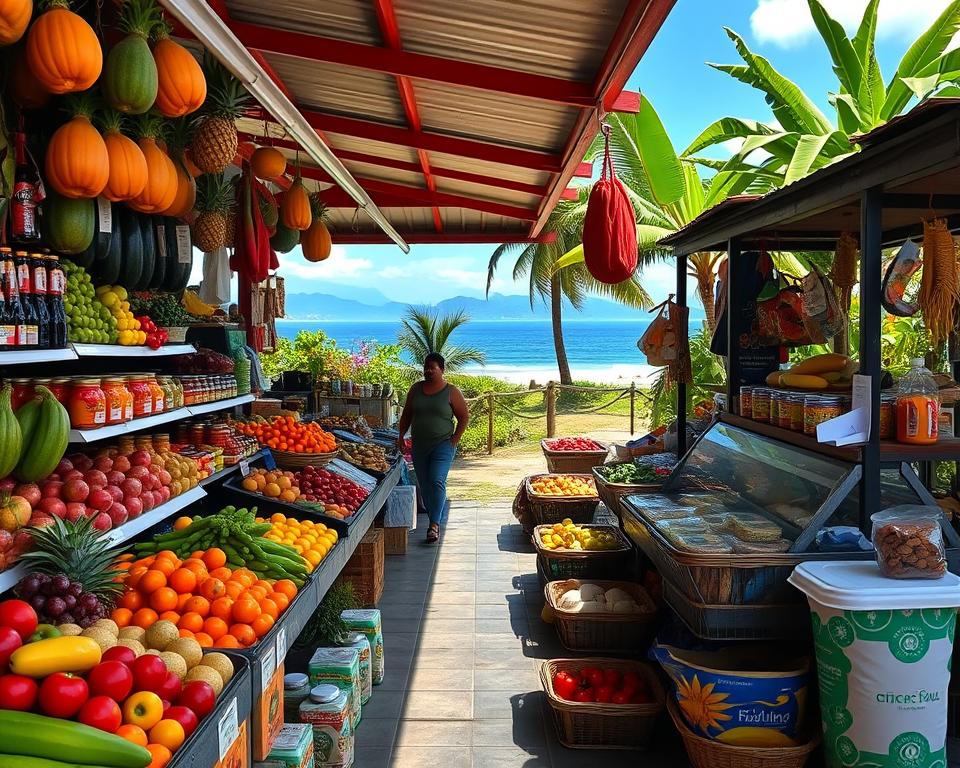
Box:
[217,697,239,760]
[239,459,250,477]
[96,197,112,233]
[156,226,167,259]
[259,644,276,692]
[276,627,287,662]
[175,225,191,263]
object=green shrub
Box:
[459,414,528,453]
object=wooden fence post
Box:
[546,381,556,438]
[629,382,636,435]
[487,393,494,455]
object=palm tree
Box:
[487,194,653,385]
[397,306,486,372]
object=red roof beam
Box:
[333,232,557,245]
[218,18,598,109]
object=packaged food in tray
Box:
[670,532,734,554]
[870,506,947,579]
[718,513,784,542]
[634,503,702,522]
[731,538,792,554]
[655,518,712,542]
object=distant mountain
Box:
[281,292,704,322]
[308,283,392,305]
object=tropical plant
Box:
[685,0,960,184]
[397,307,486,372]
[650,325,726,426]
[488,194,653,384]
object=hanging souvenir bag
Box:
[582,124,637,284]
[799,266,843,343]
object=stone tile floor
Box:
[351,501,690,767]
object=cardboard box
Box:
[254,662,285,761]
[216,720,249,768]
[383,526,408,554]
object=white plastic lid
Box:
[788,561,960,610]
[911,358,925,367]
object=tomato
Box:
[123,691,165,730]
[132,655,168,693]
[552,671,578,700]
[176,681,216,718]
[101,646,138,667]
[88,661,134,701]
[0,627,22,671]
[0,674,38,710]
[165,705,199,737]
[156,671,181,702]
[0,600,38,641]
[594,685,614,703]
[611,691,631,705]
[149,718,186,751]
[79,695,123,733]
[39,672,89,718]
[602,669,622,689]
[584,668,604,689]
[620,671,641,694]
[573,688,595,703]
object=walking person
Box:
[397,353,470,544]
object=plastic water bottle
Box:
[895,358,939,445]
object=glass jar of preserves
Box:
[153,433,171,453]
[46,378,70,402]
[788,394,805,432]
[117,436,135,455]
[147,375,164,414]
[68,379,106,429]
[739,386,753,417]
[879,393,897,439]
[804,395,843,436]
[128,376,153,418]
[102,378,130,426]
[9,379,35,411]
[775,392,793,429]
[751,388,771,423]
[170,377,184,409]
[156,377,174,412]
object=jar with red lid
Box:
[68,379,106,429]
[46,378,70,403]
[9,379,35,411]
[102,378,130,425]
[147,375,164,414]
[128,376,153,418]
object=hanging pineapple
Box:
[190,52,249,174]
[191,173,234,252]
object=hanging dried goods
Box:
[26,1,102,94]
[151,24,207,117]
[919,217,960,347]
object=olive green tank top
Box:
[410,383,455,448]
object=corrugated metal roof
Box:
[228,0,379,45]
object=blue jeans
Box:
[411,440,457,527]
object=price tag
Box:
[259,644,276,693]
[239,458,250,477]
[96,197,112,233]
[175,225,192,264]
[263,451,277,471]
[217,697,239,760]
[275,627,287,662]
[156,225,167,259]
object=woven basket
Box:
[270,449,338,470]
[667,699,820,768]
[545,579,657,653]
[541,439,610,473]
[525,474,599,526]
[540,658,664,750]
[335,528,384,607]
[591,467,661,515]
[533,524,632,580]
[161,326,188,342]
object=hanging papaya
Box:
[26,0,102,94]
[99,110,148,202]
[251,146,285,180]
[102,0,160,114]
[301,195,331,262]
[152,23,206,117]
[45,95,109,199]
[0,0,31,47]
[281,175,311,230]
[43,191,95,254]
[270,223,299,254]
[130,115,177,213]
[163,160,196,218]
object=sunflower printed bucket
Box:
[652,643,809,747]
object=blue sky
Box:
[207,0,957,307]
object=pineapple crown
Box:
[200,51,250,121]
[64,91,101,122]
[308,192,329,223]
[118,0,162,39]
[196,173,236,214]
[136,112,169,142]
[98,108,129,137]
[19,516,124,601]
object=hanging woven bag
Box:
[581,123,637,284]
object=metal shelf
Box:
[72,342,196,357]
[188,393,255,416]
[199,449,267,487]
[0,564,26,595]
[0,348,78,366]
[100,485,207,546]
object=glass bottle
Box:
[45,254,68,349]
[13,251,38,347]
[29,252,50,349]
[1,249,25,349]
[896,358,940,445]
[10,132,40,244]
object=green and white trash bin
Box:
[788,561,960,768]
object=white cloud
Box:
[275,245,373,283]
[750,0,955,48]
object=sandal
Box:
[426,523,440,544]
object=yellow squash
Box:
[10,636,102,677]
[788,353,849,376]
[781,373,829,390]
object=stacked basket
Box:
[525,474,600,526]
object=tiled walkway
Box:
[354,501,688,767]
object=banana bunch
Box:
[766,353,858,390]
[181,289,217,317]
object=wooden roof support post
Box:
[675,252,687,456]
[859,185,883,533]
[725,239,743,416]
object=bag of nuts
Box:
[870,506,947,579]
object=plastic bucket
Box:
[788,561,960,768]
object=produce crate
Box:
[221,474,350,536]
[545,579,658,653]
[525,474,600,526]
[336,527,384,606]
[541,439,610,473]
[533,524,632,580]
[591,466,662,516]
[540,658,664,750]
[383,525,408,554]
[667,699,820,768]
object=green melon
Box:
[44,193,95,254]
[270,223,300,254]
[103,36,159,114]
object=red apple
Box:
[101,646,136,666]
[105,486,123,503]
[129,451,151,467]
[127,466,149,482]
[158,470,171,486]
[147,464,161,477]
[157,487,171,503]
[36,498,67,518]
[64,503,86,522]
[40,481,63,499]
[112,455,131,473]
[105,471,125,486]
[124,497,143,518]
[27,512,54,528]
[87,488,113,512]
[156,671,181,702]
[70,454,93,471]
[83,470,108,489]
[92,513,112,531]
[120,478,142,497]
[63,469,84,482]
[164,705,197,736]
[62,479,89,503]
[93,457,114,474]
[13,484,41,507]
[54,458,74,475]
[106,503,128,526]
[84,506,97,518]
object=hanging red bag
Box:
[582,124,637,284]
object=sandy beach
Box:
[459,363,662,386]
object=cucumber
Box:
[117,207,143,289]
[135,213,155,290]
[0,755,110,768]
[0,711,150,768]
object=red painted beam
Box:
[560,188,579,201]
[219,18,596,108]
[333,231,557,245]
[574,162,593,178]
[608,90,641,113]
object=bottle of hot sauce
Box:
[10,132,40,244]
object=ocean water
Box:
[274,318,704,383]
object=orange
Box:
[273,580,297,599]
[182,596,210,617]
[146,743,172,768]
[224,582,245,600]
[168,568,197,594]
[176,593,192,612]
[116,553,135,562]
[150,587,179,613]
[158,610,180,624]
[155,550,180,563]
[202,548,226,570]
[251,614,274,638]
[194,631,213,648]
[177,628,195,640]
[259,598,279,620]
[119,590,144,612]
[126,566,148,589]
[152,559,177,578]
[254,579,274,591]
[182,558,207,574]
[202,616,228,641]
[149,719,185,751]
[117,724,148,747]
[209,567,233,582]
[138,570,167,594]
[173,516,192,531]
[214,634,240,648]
[112,608,133,628]
[246,586,268,601]
[230,569,255,587]
[189,550,205,560]
[232,597,261,624]
[210,597,234,622]
[199,578,225,601]
[132,608,159,629]
[178,612,204,633]
[228,624,256,646]
[270,592,289,613]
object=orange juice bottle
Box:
[896,358,939,445]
